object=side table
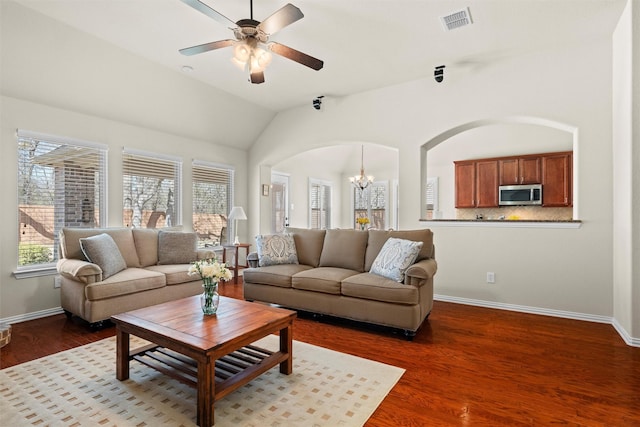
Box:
[222,243,251,284]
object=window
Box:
[309,179,331,229]
[123,149,181,228]
[17,130,106,270]
[192,161,234,247]
[353,181,387,229]
[425,177,439,219]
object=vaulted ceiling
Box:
[14,0,627,112]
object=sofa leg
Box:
[89,320,105,331]
[403,330,416,341]
[63,310,73,320]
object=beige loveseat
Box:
[243,228,437,338]
[57,227,213,328]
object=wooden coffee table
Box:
[111,296,296,427]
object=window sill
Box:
[13,266,57,279]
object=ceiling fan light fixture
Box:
[233,42,252,62]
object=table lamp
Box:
[228,206,247,245]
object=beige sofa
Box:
[57,227,213,328]
[243,228,437,338]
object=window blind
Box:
[192,161,234,247]
[310,180,331,229]
[17,130,106,268]
[123,149,181,228]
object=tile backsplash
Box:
[454,206,573,221]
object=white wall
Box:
[612,0,640,340]
[249,38,620,323]
[0,2,271,320]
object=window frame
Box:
[15,129,107,277]
[308,178,332,230]
[352,180,388,230]
[192,160,235,247]
[122,148,182,229]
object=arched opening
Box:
[421,116,578,220]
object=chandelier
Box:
[349,145,374,190]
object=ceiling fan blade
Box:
[250,70,265,84]
[258,3,303,36]
[268,42,324,71]
[179,39,234,56]
[180,0,237,28]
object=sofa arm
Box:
[247,252,259,268]
[197,248,219,260]
[56,258,102,284]
[404,258,437,286]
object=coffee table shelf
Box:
[130,343,284,399]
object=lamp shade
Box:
[228,206,247,221]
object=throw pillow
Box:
[370,237,423,282]
[79,233,127,280]
[157,231,198,265]
[256,233,299,267]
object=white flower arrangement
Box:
[188,258,233,284]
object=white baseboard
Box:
[434,294,639,347]
[0,307,64,325]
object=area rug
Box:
[0,335,404,426]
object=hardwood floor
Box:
[2,281,639,426]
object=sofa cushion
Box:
[318,229,368,272]
[144,264,197,285]
[256,233,299,266]
[132,228,161,267]
[79,233,127,280]
[341,272,419,305]
[365,229,434,272]
[132,226,185,267]
[158,231,198,265]
[370,238,423,282]
[60,227,141,267]
[285,227,326,267]
[244,264,313,288]
[292,267,359,295]
[84,268,166,301]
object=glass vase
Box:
[200,279,219,315]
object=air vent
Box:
[440,7,473,31]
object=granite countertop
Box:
[421,218,581,223]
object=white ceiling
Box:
[14,0,626,112]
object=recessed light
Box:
[181,65,194,72]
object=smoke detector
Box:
[440,7,473,31]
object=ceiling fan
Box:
[179,0,324,84]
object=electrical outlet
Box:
[486,272,495,283]
[54,275,62,288]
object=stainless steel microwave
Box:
[499,184,542,206]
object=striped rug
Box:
[1,334,403,426]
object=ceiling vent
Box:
[440,7,473,31]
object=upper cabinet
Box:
[455,151,572,209]
[542,152,572,207]
[454,160,499,208]
[499,156,541,185]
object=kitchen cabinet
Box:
[454,160,499,208]
[542,152,572,207]
[499,156,541,185]
[454,151,572,209]
[454,161,475,208]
